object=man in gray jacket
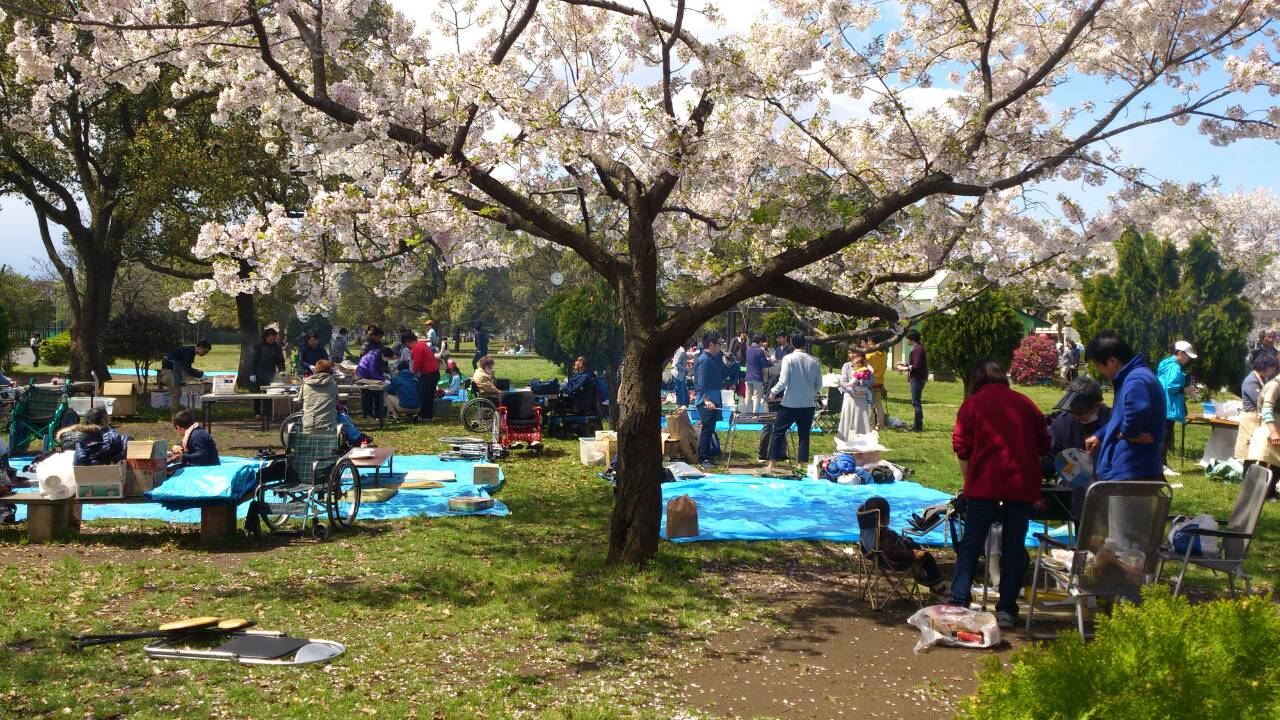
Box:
[764,332,823,474]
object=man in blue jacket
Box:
[1157,340,1197,470]
[1083,332,1165,483]
[693,332,727,465]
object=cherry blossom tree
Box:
[8,0,1279,563]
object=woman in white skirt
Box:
[838,347,874,442]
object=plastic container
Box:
[1201,401,1216,417]
[579,437,607,466]
[67,396,115,417]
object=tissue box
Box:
[75,463,125,499]
[125,440,167,496]
[448,495,495,512]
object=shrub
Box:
[38,331,72,367]
[533,282,625,373]
[919,290,1024,375]
[105,307,184,390]
[961,589,1280,720]
[1009,335,1059,385]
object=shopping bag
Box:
[665,411,700,463]
[666,494,699,539]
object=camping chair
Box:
[8,381,75,453]
[855,507,923,610]
[1026,481,1172,639]
[254,430,360,541]
[1155,463,1272,598]
[814,386,842,434]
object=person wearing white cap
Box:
[1157,340,1197,471]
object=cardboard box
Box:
[102,381,140,416]
[151,391,170,409]
[125,440,167,496]
[75,463,125,499]
[473,463,500,487]
[594,430,618,455]
[448,495,495,512]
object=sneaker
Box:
[996,610,1017,629]
[1163,465,1180,477]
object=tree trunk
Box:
[68,262,115,382]
[606,338,667,565]
[235,290,259,389]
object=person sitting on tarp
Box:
[161,339,211,411]
[385,360,422,418]
[169,410,219,467]
[857,496,948,596]
[438,360,463,397]
[1043,376,1112,519]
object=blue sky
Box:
[4,1,1277,275]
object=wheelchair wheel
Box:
[255,482,290,532]
[279,412,303,451]
[460,398,497,433]
[326,459,360,530]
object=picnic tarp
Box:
[659,475,1039,547]
[9,454,507,523]
[659,410,826,433]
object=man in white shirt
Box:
[671,343,689,407]
[764,332,823,474]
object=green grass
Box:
[0,370,1274,718]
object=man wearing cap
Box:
[423,319,439,352]
[1158,340,1197,471]
[1045,377,1113,519]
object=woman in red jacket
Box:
[949,357,1050,628]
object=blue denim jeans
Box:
[908,379,926,431]
[949,499,1031,615]
[697,404,721,462]
[673,378,688,407]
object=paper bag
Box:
[665,411,700,463]
[666,494,699,539]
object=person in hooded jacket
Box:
[300,360,339,434]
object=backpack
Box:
[821,453,859,481]
[1169,514,1219,557]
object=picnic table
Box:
[343,447,395,485]
[201,392,290,432]
[0,492,238,545]
[263,383,387,430]
[1183,415,1239,468]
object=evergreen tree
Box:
[1074,227,1251,391]
[921,289,1025,374]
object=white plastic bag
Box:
[1169,513,1219,557]
[36,451,77,500]
[907,605,1001,653]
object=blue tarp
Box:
[659,411,824,433]
[659,475,1039,547]
[9,455,508,524]
[148,456,261,510]
[108,367,237,377]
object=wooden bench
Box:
[0,493,239,546]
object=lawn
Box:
[0,366,1274,719]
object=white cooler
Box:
[67,396,115,417]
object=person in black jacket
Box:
[757,361,785,461]
[163,339,211,411]
[298,332,328,375]
[249,328,287,418]
[169,410,219,467]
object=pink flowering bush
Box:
[1010,335,1059,385]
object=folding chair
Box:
[8,381,74,453]
[814,387,842,434]
[1156,463,1272,598]
[1026,481,1172,639]
[855,507,923,610]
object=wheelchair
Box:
[542,380,604,439]
[253,429,361,541]
[498,390,543,455]
[459,380,498,433]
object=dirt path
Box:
[680,564,1031,720]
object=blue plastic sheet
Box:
[8,455,507,524]
[659,475,1039,547]
[659,412,824,433]
[148,456,262,510]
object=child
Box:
[437,360,463,397]
[169,410,220,467]
[857,496,947,596]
